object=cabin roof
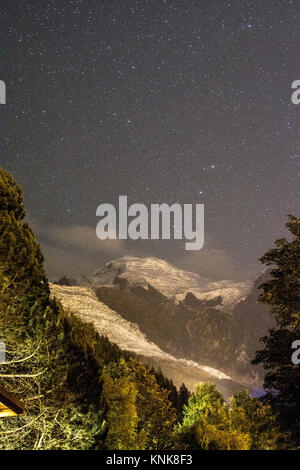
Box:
[0,385,25,417]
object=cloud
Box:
[38,224,125,255]
[27,218,255,282]
[175,242,251,281]
[30,221,131,280]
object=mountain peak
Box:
[92,255,206,293]
[58,255,251,311]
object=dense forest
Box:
[0,167,299,450]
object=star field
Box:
[0,0,299,279]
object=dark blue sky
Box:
[1,0,299,280]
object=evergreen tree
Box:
[102,359,145,450]
[178,383,250,450]
[153,368,179,414]
[0,168,49,338]
[0,167,105,449]
[127,358,178,450]
[230,390,282,449]
[177,383,190,422]
[101,358,178,450]
[252,215,300,443]
[180,382,224,429]
[178,383,280,450]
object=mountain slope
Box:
[233,271,274,370]
[50,283,242,399]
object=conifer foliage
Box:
[178,383,281,450]
[0,168,106,449]
[252,215,300,444]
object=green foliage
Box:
[181,382,224,429]
[0,169,48,319]
[102,359,143,450]
[0,168,107,449]
[127,358,178,450]
[177,383,190,422]
[230,390,282,449]
[252,215,300,443]
[102,358,178,450]
[152,368,185,417]
[178,383,280,450]
[193,407,251,450]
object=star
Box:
[1,0,298,280]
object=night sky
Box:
[1,0,299,281]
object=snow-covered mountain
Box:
[55,256,270,390]
[50,283,242,399]
[66,256,251,311]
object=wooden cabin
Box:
[0,386,25,417]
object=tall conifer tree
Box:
[252,215,300,443]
